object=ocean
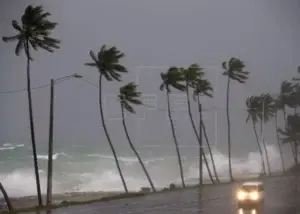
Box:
[0,141,285,198]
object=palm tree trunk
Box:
[226,77,233,181]
[275,111,285,172]
[199,102,203,187]
[121,105,156,192]
[185,85,214,183]
[198,96,220,183]
[166,91,185,188]
[0,182,14,212]
[252,120,266,175]
[260,119,271,175]
[99,75,128,193]
[25,41,42,206]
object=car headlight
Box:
[237,191,246,200]
[249,191,259,200]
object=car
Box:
[235,181,264,209]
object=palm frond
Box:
[3,5,60,58]
[119,82,142,113]
[85,45,127,82]
[193,78,213,101]
[222,58,249,84]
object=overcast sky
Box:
[0,0,299,157]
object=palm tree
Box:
[181,64,215,184]
[190,70,220,183]
[0,182,14,212]
[222,58,249,181]
[246,96,266,175]
[258,93,275,175]
[160,67,186,187]
[118,82,156,192]
[85,45,128,193]
[274,97,285,172]
[278,114,300,165]
[278,81,297,158]
[2,5,60,205]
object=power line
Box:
[0,83,50,94]
[0,78,248,113]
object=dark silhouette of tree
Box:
[274,97,285,172]
[258,93,275,175]
[278,114,300,165]
[0,182,14,212]
[160,67,186,187]
[278,81,297,158]
[2,5,60,205]
[118,82,156,192]
[85,45,128,192]
[181,64,219,183]
[246,96,266,175]
[222,58,249,181]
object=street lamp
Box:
[46,73,82,206]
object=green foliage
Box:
[278,114,300,145]
[246,93,275,124]
[160,67,186,93]
[181,63,204,87]
[119,82,142,114]
[2,5,60,60]
[85,45,128,81]
[246,96,261,124]
[192,78,213,101]
[222,58,249,83]
[259,93,275,123]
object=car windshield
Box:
[241,185,258,191]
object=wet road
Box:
[33,176,299,214]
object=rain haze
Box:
[0,0,300,197]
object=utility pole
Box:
[46,79,54,206]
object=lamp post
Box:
[46,73,82,206]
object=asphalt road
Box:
[31,176,300,214]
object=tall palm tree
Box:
[181,64,215,184]
[278,114,300,165]
[85,45,128,192]
[222,58,249,181]
[258,93,275,175]
[118,82,156,192]
[191,73,220,183]
[278,81,297,158]
[2,5,60,205]
[246,96,266,175]
[0,182,14,212]
[274,97,285,172]
[160,67,186,187]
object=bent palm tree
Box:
[85,45,128,192]
[278,81,297,158]
[0,182,14,212]
[222,58,249,181]
[278,114,300,165]
[181,64,214,184]
[181,64,218,183]
[259,93,275,175]
[2,5,60,205]
[274,97,285,172]
[193,78,220,183]
[118,82,156,192]
[246,96,266,175]
[160,67,186,187]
